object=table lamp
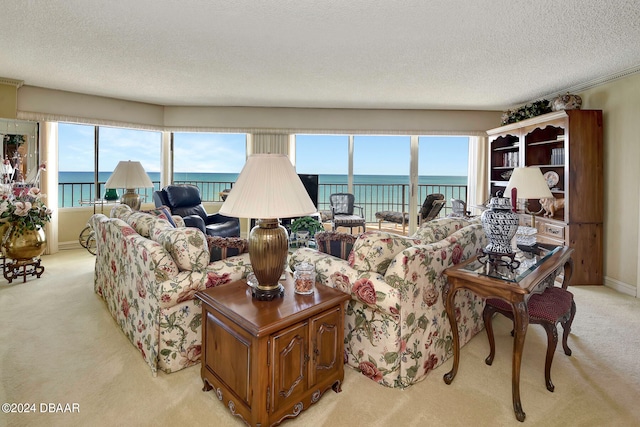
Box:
[504,167,553,227]
[219,154,317,301]
[104,160,154,210]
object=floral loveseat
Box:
[90,204,252,375]
[290,217,487,388]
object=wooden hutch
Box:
[487,110,603,285]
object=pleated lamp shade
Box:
[219,154,316,219]
[104,161,154,190]
[104,160,153,211]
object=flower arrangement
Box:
[0,162,51,236]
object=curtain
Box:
[467,136,488,215]
[40,121,59,254]
[251,133,290,155]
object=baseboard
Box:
[604,276,637,297]
[59,241,83,251]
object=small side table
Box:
[196,275,350,427]
[443,244,573,422]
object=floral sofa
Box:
[90,204,252,375]
[290,217,487,389]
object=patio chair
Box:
[449,198,471,218]
[329,193,366,233]
[375,193,445,234]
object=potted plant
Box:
[290,216,324,239]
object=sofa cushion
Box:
[348,231,417,275]
[152,227,210,271]
[110,204,133,220]
[206,235,248,262]
[411,217,477,242]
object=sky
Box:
[58,123,469,176]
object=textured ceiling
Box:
[2,1,640,110]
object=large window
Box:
[418,136,469,208]
[58,123,161,207]
[294,133,470,224]
[58,123,95,208]
[172,132,247,201]
[295,134,348,210]
[354,135,410,221]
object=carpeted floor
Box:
[1,249,639,427]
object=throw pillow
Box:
[124,212,159,237]
[206,235,249,262]
[349,231,417,275]
[141,206,177,227]
[153,227,209,271]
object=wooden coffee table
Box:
[442,244,573,422]
[196,275,350,427]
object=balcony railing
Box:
[59,180,467,222]
[58,181,234,208]
[316,183,468,222]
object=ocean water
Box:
[58,172,466,186]
[58,172,467,213]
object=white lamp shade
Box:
[104,161,154,189]
[219,154,316,219]
[505,167,553,199]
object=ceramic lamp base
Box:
[248,218,289,300]
[120,189,142,211]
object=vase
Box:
[0,221,10,245]
[2,225,47,260]
[551,92,582,111]
[481,193,519,255]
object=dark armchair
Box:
[153,184,240,238]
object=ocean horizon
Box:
[59,172,467,185]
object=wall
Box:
[17,86,165,128]
[163,106,500,136]
[0,83,18,119]
[580,73,640,296]
[17,85,501,135]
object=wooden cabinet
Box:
[487,110,603,285]
[196,277,350,427]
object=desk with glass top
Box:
[443,244,573,422]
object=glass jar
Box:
[246,272,258,288]
[293,262,315,295]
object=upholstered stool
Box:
[483,286,576,392]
